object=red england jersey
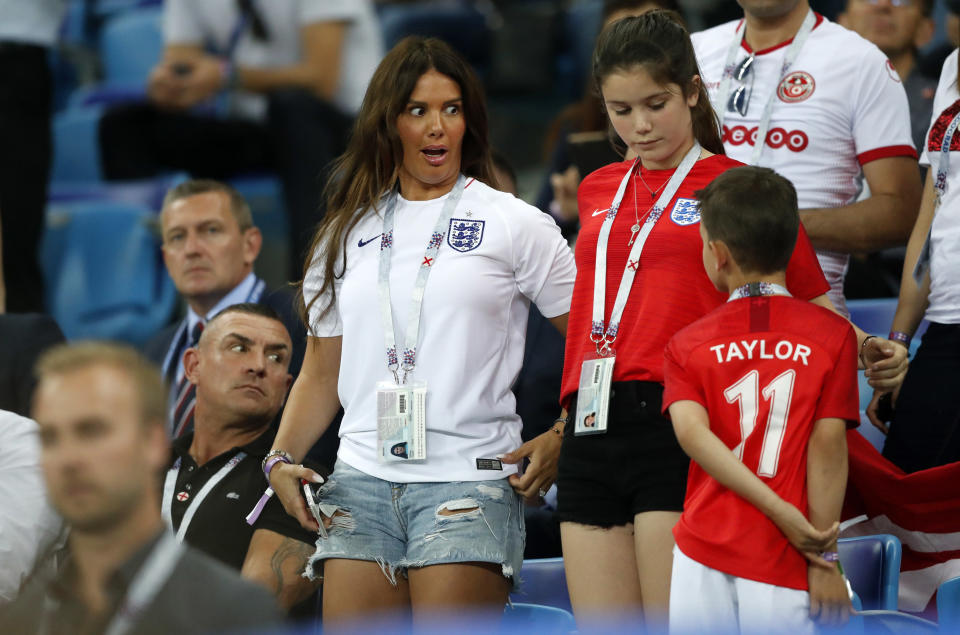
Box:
[560,155,829,405]
[663,295,859,590]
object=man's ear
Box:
[242,227,263,267]
[183,347,201,385]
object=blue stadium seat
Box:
[98,6,163,84]
[66,82,147,110]
[838,535,902,611]
[855,610,938,633]
[49,173,187,212]
[41,201,176,346]
[377,1,489,72]
[52,106,105,183]
[938,576,960,632]
[502,603,575,634]
[510,557,571,612]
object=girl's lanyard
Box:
[39,532,183,635]
[591,143,702,355]
[728,281,792,301]
[161,453,247,543]
[914,109,960,283]
[378,176,466,384]
[715,10,816,166]
[575,144,700,437]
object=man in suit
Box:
[146,179,309,440]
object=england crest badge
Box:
[448,218,485,252]
[670,198,700,226]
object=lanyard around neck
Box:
[715,10,816,166]
[591,144,701,355]
[727,281,791,301]
[379,176,466,384]
[161,452,248,543]
[40,532,183,635]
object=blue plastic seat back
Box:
[52,106,105,183]
[377,2,488,70]
[49,172,188,212]
[856,610,938,633]
[938,576,960,632]
[510,557,571,612]
[42,201,175,345]
[502,603,575,635]
[847,298,929,340]
[838,535,902,611]
[66,81,147,110]
[98,6,163,84]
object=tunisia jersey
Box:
[692,15,917,315]
[560,155,829,406]
[663,295,859,590]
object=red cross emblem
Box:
[176,491,190,502]
[628,260,639,271]
[422,257,434,266]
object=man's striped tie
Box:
[171,321,204,438]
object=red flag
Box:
[841,430,960,614]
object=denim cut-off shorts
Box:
[305,459,526,586]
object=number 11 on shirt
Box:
[723,369,796,478]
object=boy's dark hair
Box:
[695,166,799,275]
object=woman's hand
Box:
[549,166,581,222]
[269,462,323,532]
[866,385,901,434]
[501,428,563,503]
[862,336,908,391]
[808,564,853,626]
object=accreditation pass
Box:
[377,381,427,462]
[575,356,614,436]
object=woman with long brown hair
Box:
[263,36,576,627]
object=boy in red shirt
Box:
[663,166,858,634]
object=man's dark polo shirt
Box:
[0,531,281,635]
[166,427,321,570]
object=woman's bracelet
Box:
[261,450,293,483]
[551,416,567,436]
[859,335,877,367]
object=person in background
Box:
[0,409,64,606]
[838,0,937,158]
[162,304,323,614]
[0,0,67,313]
[868,41,960,473]
[692,0,922,317]
[99,0,383,279]
[146,181,314,441]
[0,342,281,634]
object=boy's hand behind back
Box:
[808,564,852,626]
[768,500,839,568]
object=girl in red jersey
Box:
[551,11,836,628]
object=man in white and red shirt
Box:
[692,0,922,315]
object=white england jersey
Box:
[305,178,576,482]
[692,15,916,314]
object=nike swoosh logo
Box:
[358,234,381,248]
[591,208,611,217]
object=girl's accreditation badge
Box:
[376,381,427,462]
[575,355,615,436]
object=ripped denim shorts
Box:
[305,459,525,587]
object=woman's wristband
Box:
[262,450,293,483]
[888,330,911,348]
